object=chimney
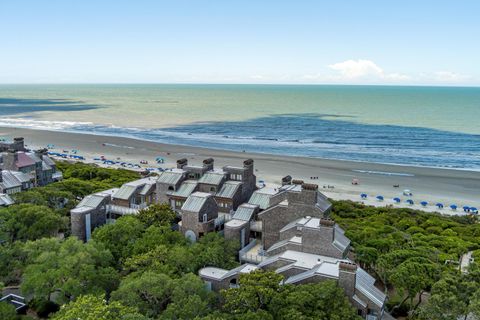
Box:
[176,158,188,169]
[0,170,3,183]
[302,183,318,191]
[281,175,292,186]
[203,158,214,171]
[13,137,25,151]
[319,217,335,227]
[338,262,357,297]
[3,149,18,171]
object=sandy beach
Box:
[1,126,478,214]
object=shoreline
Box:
[1,126,479,214]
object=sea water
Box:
[0,84,479,170]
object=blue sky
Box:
[1,1,479,85]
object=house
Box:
[0,147,62,187]
[109,177,157,216]
[0,137,26,152]
[179,192,219,242]
[199,180,386,319]
[157,158,257,215]
[70,188,117,241]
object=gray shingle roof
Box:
[78,194,106,208]
[42,155,56,167]
[216,181,241,199]
[356,268,387,308]
[232,203,257,221]
[1,171,22,189]
[157,171,184,185]
[112,184,138,200]
[0,193,14,206]
[248,190,276,209]
[333,225,350,252]
[169,180,198,198]
[11,171,33,183]
[181,192,211,212]
[198,172,225,185]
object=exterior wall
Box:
[156,180,183,204]
[71,198,109,242]
[198,183,222,194]
[276,266,309,278]
[266,242,302,256]
[112,198,130,207]
[302,226,344,259]
[338,263,357,297]
[259,187,326,250]
[224,220,250,248]
[180,197,218,239]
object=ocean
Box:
[0,84,479,170]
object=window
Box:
[202,214,208,223]
[210,186,216,192]
[168,186,174,191]
[230,174,242,181]
[175,200,183,207]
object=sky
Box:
[0,0,479,85]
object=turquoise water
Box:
[0,84,479,169]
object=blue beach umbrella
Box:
[376,195,384,201]
[360,193,368,199]
[421,201,428,207]
[463,206,470,212]
[470,207,478,213]
[436,203,444,208]
[450,204,457,210]
[393,197,401,203]
[406,199,414,205]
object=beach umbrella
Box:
[470,207,478,213]
[406,199,414,205]
[421,201,428,206]
[436,203,444,209]
[376,195,384,201]
[360,193,368,199]
[463,206,470,212]
[450,204,457,210]
[393,197,401,203]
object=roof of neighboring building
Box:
[11,171,33,183]
[333,225,350,252]
[181,192,212,212]
[113,177,157,200]
[0,170,22,189]
[157,171,184,185]
[112,184,138,200]
[248,188,281,209]
[215,180,242,199]
[77,194,107,208]
[168,180,198,198]
[26,152,42,163]
[0,193,14,206]
[16,152,36,168]
[42,161,52,171]
[232,203,257,221]
[355,268,387,308]
[198,172,225,185]
[42,155,56,167]
[199,264,258,280]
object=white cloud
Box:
[328,59,410,83]
[433,71,470,83]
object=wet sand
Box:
[1,126,478,214]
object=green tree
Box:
[21,237,118,305]
[92,215,145,262]
[52,294,147,320]
[390,257,439,313]
[222,270,284,314]
[273,281,361,320]
[111,271,173,318]
[0,301,18,320]
[0,203,65,242]
[137,203,176,227]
